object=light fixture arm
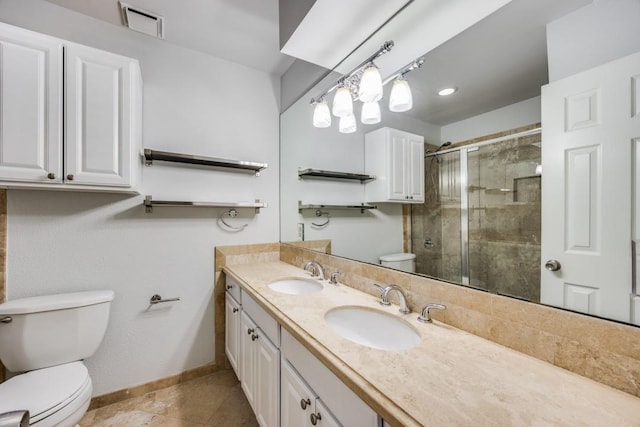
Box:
[382,57,425,86]
[310,41,394,104]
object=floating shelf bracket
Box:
[298,201,377,214]
[297,168,375,183]
[144,196,267,213]
[144,149,268,176]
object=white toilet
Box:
[0,290,114,427]
[379,253,416,273]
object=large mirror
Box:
[280,0,640,325]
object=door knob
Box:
[545,260,561,271]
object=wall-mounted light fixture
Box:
[310,41,424,133]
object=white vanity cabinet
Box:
[281,328,378,427]
[365,127,425,203]
[0,22,141,192]
[238,287,280,427]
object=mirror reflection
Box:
[280,0,640,326]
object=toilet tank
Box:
[0,290,114,373]
[379,253,416,273]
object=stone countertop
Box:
[224,262,640,427]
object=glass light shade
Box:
[389,77,413,112]
[312,101,331,128]
[332,87,353,117]
[339,114,357,134]
[358,65,383,102]
[361,101,381,124]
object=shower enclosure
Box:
[411,128,542,302]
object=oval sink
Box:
[324,306,420,351]
[268,277,323,295]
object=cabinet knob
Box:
[226,284,233,290]
[310,412,322,426]
[66,174,74,181]
[300,398,311,410]
[232,308,239,313]
[247,328,254,335]
[47,172,56,180]
[251,333,259,341]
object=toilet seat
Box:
[0,361,91,425]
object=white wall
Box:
[440,96,541,144]
[280,74,439,264]
[0,0,280,396]
[547,0,640,82]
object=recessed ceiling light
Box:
[438,87,457,96]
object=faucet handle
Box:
[373,284,391,305]
[418,303,446,323]
[329,270,341,285]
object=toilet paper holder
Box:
[149,294,180,305]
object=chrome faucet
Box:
[303,261,325,280]
[328,270,341,285]
[418,303,446,323]
[374,284,410,314]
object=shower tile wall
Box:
[413,130,541,303]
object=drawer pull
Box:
[300,398,311,410]
[310,412,322,425]
[251,334,259,341]
[226,284,233,290]
[232,308,239,313]
[247,328,254,335]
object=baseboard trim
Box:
[88,363,224,410]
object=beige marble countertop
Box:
[224,262,640,427]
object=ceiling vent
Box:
[119,2,164,39]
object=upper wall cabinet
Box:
[364,127,425,203]
[0,23,142,193]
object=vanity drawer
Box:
[242,290,280,347]
[225,275,242,302]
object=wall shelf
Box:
[297,168,375,183]
[298,201,377,214]
[144,196,267,213]
[144,149,268,176]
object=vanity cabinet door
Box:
[0,23,62,183]
[312,399,341,427]
[281,359,316,427]
[240,311,258,410]
[225,292,241,376]
[255,330,280,427]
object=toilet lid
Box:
[0,362,89,422]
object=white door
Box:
[240,312,258,410]
[407,137,425,202]
[0,24,62,182]
[225,293,241,376]
[313,399,342,427]
[388,131,407,201]
[65,44,133,186]
[541,51,640,322]
[281,360,315,427]
[255,333,280,427]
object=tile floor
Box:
[79,369,258,427]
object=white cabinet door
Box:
[281,359,316,427]
[388,133,407,201]
[541,51,640,322]
[255,331,280,427]
[312,399,342,427]
[407,137,425,202]
[64,44,134,187]
[0,24,62,183]
[225,292,241,376]
[240,311,258,410]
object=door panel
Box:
[542,51,640,322]
[225,293,240,375]
[65,44,132,186]
[240,312,257,410]
[256,335,279,427]
[281,360,315,427]
[0,25,62,182]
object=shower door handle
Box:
[545,260,561,271]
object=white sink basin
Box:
[324,306,421,351]
[268,277,323,295]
